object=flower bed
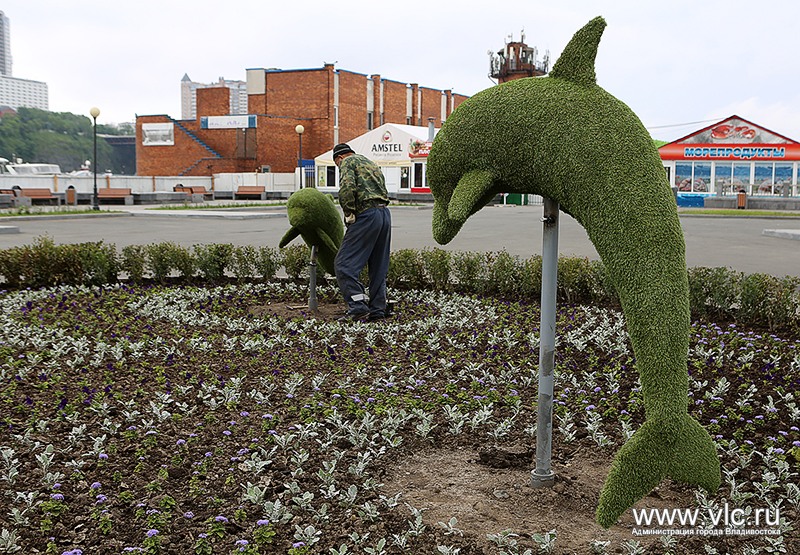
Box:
[0,282,797,554]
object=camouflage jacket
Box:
[338,154,389,217]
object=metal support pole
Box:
[531,197,558,488]
[308,245,318,311]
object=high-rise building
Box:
[0,75,48,110]
[180,74,247,119]
[0,10,49,111]
[0,10,13,76]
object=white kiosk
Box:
[314,123,437,194]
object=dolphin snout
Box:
[432,201,463,245]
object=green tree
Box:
[0,107,125,173]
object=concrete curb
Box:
[762,229,800,241]
[0,225,20,234]
[130,211,286,220]
[0,212,131,221]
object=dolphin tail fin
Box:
[549,16,606,87]
[595,414,721,528]
[279,227,301,248]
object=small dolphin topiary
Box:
[279,188,344,275]
[427,16,720,528]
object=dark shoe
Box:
[337,311,368,322]
[367,313,387,322]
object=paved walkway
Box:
[0,202,798,277]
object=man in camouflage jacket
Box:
[332,143,391,321]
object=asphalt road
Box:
[1,204,798,277]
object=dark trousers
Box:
[334,206,392,317]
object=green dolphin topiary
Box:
[279,188,344,275]
[427,16,720,528]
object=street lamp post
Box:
[295,124,304,188]
[89,107,100,210]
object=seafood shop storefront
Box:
[659,115,800,200]
[314,123,436,194]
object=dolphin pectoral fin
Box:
[596,415,721,529]
[279,227,301,248]
[316,229,339,255]
[447,170,498,224]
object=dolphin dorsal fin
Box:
[549,16,607,87]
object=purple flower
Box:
[215,515,229,523]
[90,482,102,490]
[184,511,195,519]
[98,453,108,460]
[292,542,306,548]
[61,550,83,555]
[235,539,249,546]
[176,439,186,446]
[256,519,270,526]
[146,529,159,537]
[223,430,232,436]
[50,493,64,501]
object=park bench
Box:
[18,188,62,205]
[234,185,266,200]
[98,188,134,205]
[174,184,213,200]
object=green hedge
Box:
[0,238,798,335]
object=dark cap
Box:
[332,143,355,159]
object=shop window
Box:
[774,163,792,194]
[754,162,773,194]
[675,163,692,191]
[326,166,336,188]
[714,162,732,195]
[414,162,424,188]
[400,167,410,189]
[733,163,751,193]
[693,163,710,192]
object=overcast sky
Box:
[5,1,800,142]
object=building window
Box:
[406,117,412,125]
[334,107,339,128]
[367,111,374,130]
[400,167,409,189]
[733,163,751,193]
[327,166,337,188]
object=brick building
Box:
[136,64,469,176]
